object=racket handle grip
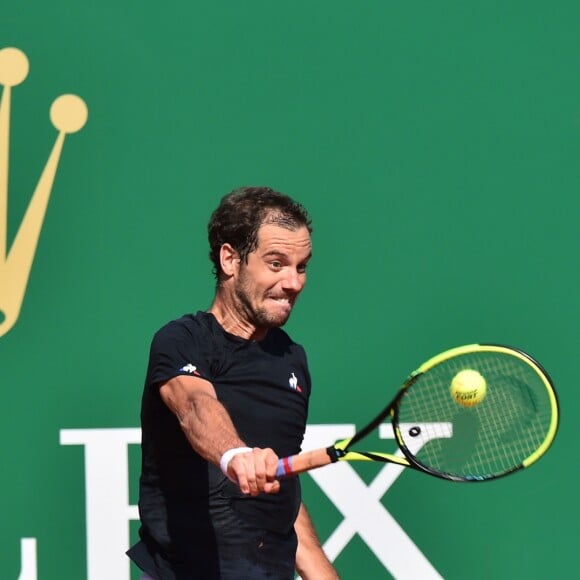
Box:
[276,446,338,478]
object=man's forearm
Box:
[160,375,279,495]
[179,389,245,463]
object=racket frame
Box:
[287,343,559,482]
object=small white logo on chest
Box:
[288,372,302,392]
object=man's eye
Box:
[271,261,282,269]
[297,264,308,274]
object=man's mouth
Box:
[269,296,293,307]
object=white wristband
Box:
[219,447,253,478]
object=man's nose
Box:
[282,269,305,292]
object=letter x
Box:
[301,423,452,580]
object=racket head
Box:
[392,344,559,482]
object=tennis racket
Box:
[276,344,559,482]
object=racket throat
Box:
[327,445,345,462]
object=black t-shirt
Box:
[130,311,311,577]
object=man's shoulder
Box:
[153,312,213,341]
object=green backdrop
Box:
[1,2,578,578]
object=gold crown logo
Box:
[0,47,88,338]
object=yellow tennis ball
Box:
[450,369,487,407]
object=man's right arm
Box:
[159,374,280,496]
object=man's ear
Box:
[219,243,241,277]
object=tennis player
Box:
[127,187,338,579]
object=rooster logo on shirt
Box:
[180,363,201,376]
[288,372,302,393]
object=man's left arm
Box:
[295,502,339,579]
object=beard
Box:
[234,272,293,329]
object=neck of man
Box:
[208,288,268,342]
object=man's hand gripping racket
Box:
[277,344,559,483]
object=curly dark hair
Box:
[208,186,312,281]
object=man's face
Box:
[234,223,312,330]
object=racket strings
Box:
[395,351,555,479]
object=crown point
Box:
[0,47,29,87]
[50,94,88,133]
